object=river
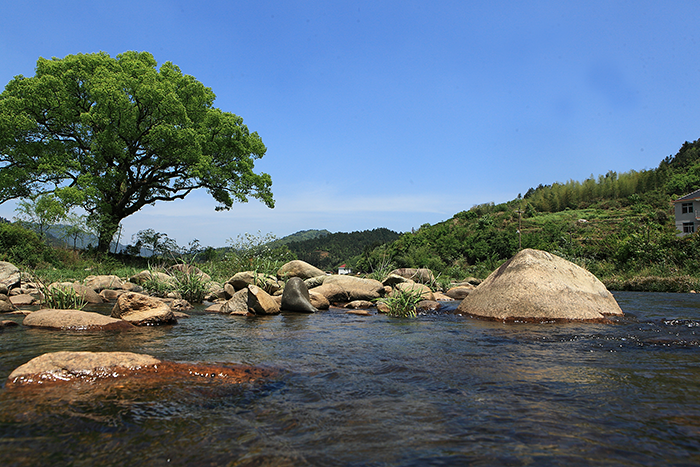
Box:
[1,291,699,466]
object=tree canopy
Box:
[0,51,274,252]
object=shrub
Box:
[378,287,424,318]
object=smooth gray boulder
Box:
[281,277,317,313]
[456,249,623,321]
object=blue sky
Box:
[1,1,699,248]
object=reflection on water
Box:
[1,292,700,465]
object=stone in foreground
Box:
[456,249,623,322]
[7,351,273,388]
[8,351,161,384]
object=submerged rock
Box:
[8,351,161,384]
[6,351,273,388]
[456,249,623,322]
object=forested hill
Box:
[354,139,700,288]
[274,229,331,244]
[285,228,401,271]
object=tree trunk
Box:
[96,215,121,254]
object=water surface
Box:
[1,292,699,466]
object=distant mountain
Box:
[275,229,331,245]
[285,228,401,271]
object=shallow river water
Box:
[1,292,700,466]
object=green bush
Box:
[0,222,53,267]
[378,287,424,318]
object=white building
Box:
[673,188,700,235]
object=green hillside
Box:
[286,228,401,271]
[355,139,700,292]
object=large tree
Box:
[0,51,274,252]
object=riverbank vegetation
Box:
[3,139,700,293]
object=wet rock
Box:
[7,351,161,385]
[6,351,274,389]
[344,300,374,309]
[277,260,326,280]
[346,309,372,316]
[418,300,442,312]
[23,309,134,331]
[1,319,18,328]
[111,292,177,325]
[456,249,624,322]
[281,277,317,313]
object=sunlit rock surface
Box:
[457,249,623,322]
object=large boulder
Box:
[394,280,434,300]
[23,309,134,331]
[277,260,326,280]
[111,292,177,325]
[83,275,124,291]
[311,275,384,303]
[220,288,251,315]
[247,285,280,315]
[456,249,623,321]
[390,268,435,284]
[0,262,20,290]
[281,277,317,313]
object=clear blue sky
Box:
[1,1,699,248]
